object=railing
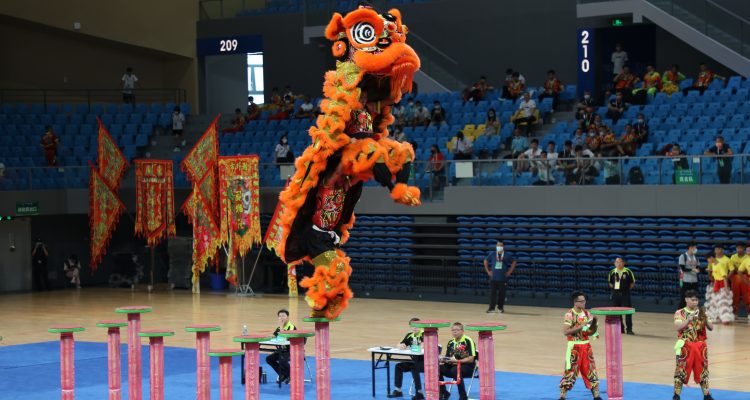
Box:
[1,154,748,192]
[0,88,187,109]
[406,32,464,91]
[199,0,299,20]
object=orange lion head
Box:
[325,5,420,102]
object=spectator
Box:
[575,91,595,120]
[269,97,294,120]
[465,75,494,102]
[517,138,541,172]
[704,136,733,184]
[611,43,628,79]
[274,134,294,164]
[533,151,555,185]
[282,85,296,102]
[32,238,49,291]
[511,92,537,134]
[613,65,638,94]
[171,106,185,153]
[295,97,315,119]
[483,239,517,313]
[63,254,82,289]
[573,145,598,184]
[430,100,447,127]
[247,96,261,121]
[411,101,430,128]
[678,242,703,308]
[608,258,636,334]
[265,87,282,111]
[684,62,725,95]
[602,158,621,185]
[631,65,661,104]
[40,126,59,166]
[507,72,525,100]
[591,114,605,132]
[668,143,689,170]
[572,128,586,148]
[585,127,602,154]
[392,125,407,143]
[391,101,406,126]
[502,68,525,99]
[539,69,564,111]
[633,113,649,143]
[426,144,446,190]
[580,105,596,129]
[559,140,577,183]
[546,141,559,168]
[451,131,473,160]
[661,64,685,95]
[403,98,416,126]
[618,124,639,157]
[121,67,138,104]
[599,127,620,157]
[222,108,246,133]
[507,128,529,159]
[606,91,627,123]
[482,108,501,136]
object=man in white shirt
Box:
[295,97,315,119]
[121,67,138,104]
[546,141,559,169]
[411,101,430,128]
[513,92,537,134]
[517,138,541,172]
[171,106,186,152]
[611,43,628,78]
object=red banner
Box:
[218,156,261,258]
[264,179,289,252]
[96,117,128,191]
[181,115,220,184]
[184,169,222,292]
[89,165,125,271]
[134,160,176,247]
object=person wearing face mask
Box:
[483,239,516,313]
[482,108,501,136]
[704,136,733,184]
[678,242,704,308]
[274,134,294,164]
[451,131,473,160]
[429,100,447,127]
[585,128,601,155]
[576,92,595,120]
[633,113,649,143]
[426,144,445,190]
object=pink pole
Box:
[107,327,123,400]
[196,332,211,400]
[604,315,624,400]
[289,337,306,400]
[314,322,330,400]
[127,314,142,400]
[477,331,495,400]
[423,328,439,400]
[60,332,75,400]
[218,356,234,400]
[148,337,165,400]
[244,343,261,400]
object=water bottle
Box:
[242,325,248,336]
[410,336,420,353]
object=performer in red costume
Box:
[673,290,714,400]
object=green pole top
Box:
[185,324,222,333]
[278,329,315,339]
[48,325,86,334]
[138,329,175,338]
[96,320,128,328]
[233,334,274,343]
[590,307,636,316]
[302,316,341,323]
[208,349,245,357]
[465,322,507,332]
[410,320,452,329]
[115,306,153,314]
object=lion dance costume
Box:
[272,5,421,319]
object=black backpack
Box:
[628,166,644,184]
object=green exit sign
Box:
[16,201,39,215]
[611,18,624,27]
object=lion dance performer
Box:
[673,290,714,400]
[559,291,602,400]
[271,4,421,319]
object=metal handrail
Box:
[705,0,750,26]
[0,88,187,108]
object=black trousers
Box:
[488,280,507,310]
[33,265,48,291]
[718,166,732,184]
[611,290,633,332]
[439,363,475,397]
[394,358,423,390]
[679,282,699,308]
[266,351,290,379]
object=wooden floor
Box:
[2,288,749,392]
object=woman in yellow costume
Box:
[271,4,421,319]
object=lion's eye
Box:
[351,22,376,44]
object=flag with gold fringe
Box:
[185,169,222,292]
[181,114,219,184]
[89,164,125,271]
[263,179,289,253]
[96,117,128,191]
[218,155,261,285]
[134,159,176,247]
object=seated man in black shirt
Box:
[439,322,476,400]
[267,309,297,384]
[389,317,425,399]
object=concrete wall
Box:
[0,218,32,292]
[204,53,248,116]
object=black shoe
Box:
[704,395,713,400]
[388,390,404,398]
[283,376,290,384]
[672,395,680,400]
[626,330,634,335]
[412,392,425,400]
[498,308,505,313]
[439,389,450,400]
[593,397,602,400]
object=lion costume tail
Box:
[300,249,353,320]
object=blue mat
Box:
[0,341,746,399]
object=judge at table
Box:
[439,322,476,400]
[267,309,296,384]
[388,317,425,399]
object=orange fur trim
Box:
[342,9,384,49]
[325,13,345,40]
[300,250,353,319]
